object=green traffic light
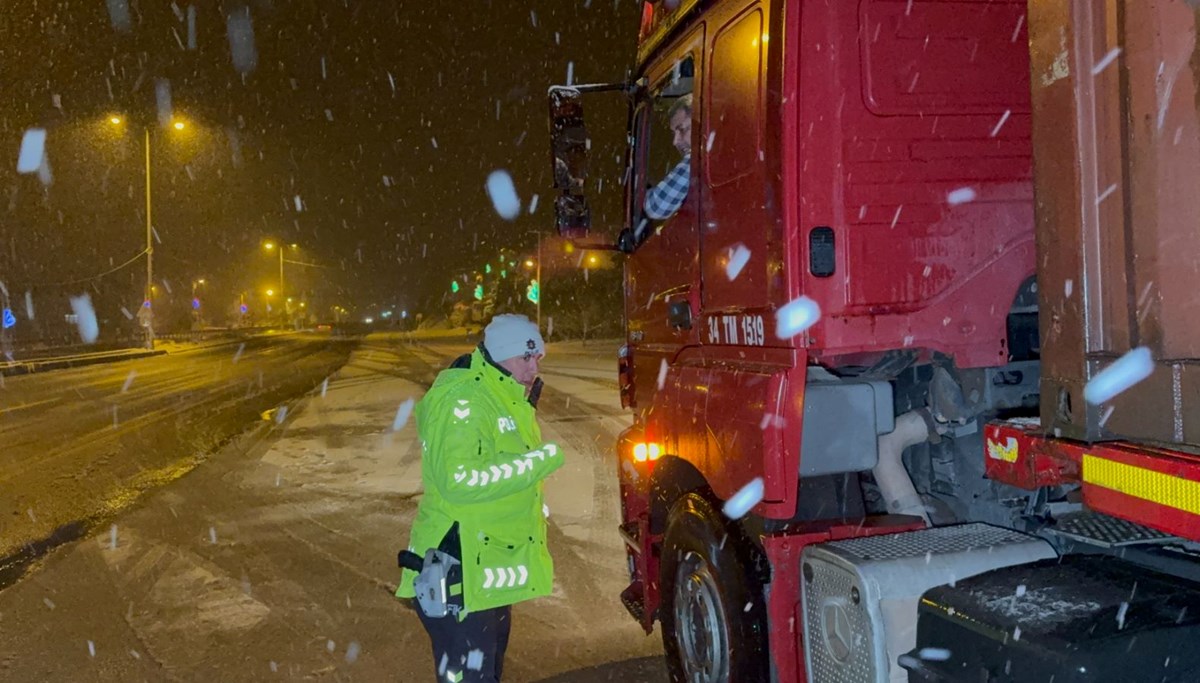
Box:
[451,281,460,293]
[474,284,484,300]
[526,279,539,304]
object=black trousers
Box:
[416,602,512,682]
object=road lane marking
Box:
[0,397,61,415]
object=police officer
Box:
[397,314,562,682]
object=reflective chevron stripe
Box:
[456,445,560,489]
[481,564,529,589]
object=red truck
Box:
[548,1,1200,681]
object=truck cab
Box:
[548,1,1200,682]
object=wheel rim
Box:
[673,550,730,682]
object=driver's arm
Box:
[643,156,691,220]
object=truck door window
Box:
[640,55,696,228]
[707,9,763,185]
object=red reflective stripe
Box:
[1083,484,1200,541]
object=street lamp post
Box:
[111,115,188,350]
[262,242,285,325]
[143,127,154,349]
[263,242,304,327]
[191,279,206,328]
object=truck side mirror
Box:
[549,86,591,239]
[555,194,590,238]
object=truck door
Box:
[699,2,775,331]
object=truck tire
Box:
[659,492,768,683]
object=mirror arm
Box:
[548,81,634,96]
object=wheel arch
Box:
[648,455,711,536]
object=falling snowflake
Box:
[393,398,415,431]
[485,170,521,220]
[946,187,977,206]
[107,0,132,32]
[467,649,484,671]
[990,110,1012,137]
[1092,47,1121,75]
[918,648,951,661]
[226,7,257,73]
[17,129,47,174]
[69,294,100,344]
[1083,347,1153,404]
[725,244,751,281]
[723,478,764,519]
[774,296,821,340]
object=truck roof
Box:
[637,0,705,66]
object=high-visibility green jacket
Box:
[396,347,563,617]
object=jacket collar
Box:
[471,346,527,402]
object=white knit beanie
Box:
[483,314,545,362]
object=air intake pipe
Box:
[873,410,932,525]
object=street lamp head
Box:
[266,289,275,297]
[263,241,276,250]
[109,116,123,125]
[525,259,535,268]
[173,121,186,131]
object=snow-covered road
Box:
[0,332,666,682]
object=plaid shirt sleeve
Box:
[643,156,691,220]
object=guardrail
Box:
[0,327,328,377]
[0,348,165,377]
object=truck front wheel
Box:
[659,492,768,683]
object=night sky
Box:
[0,0,640,327]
